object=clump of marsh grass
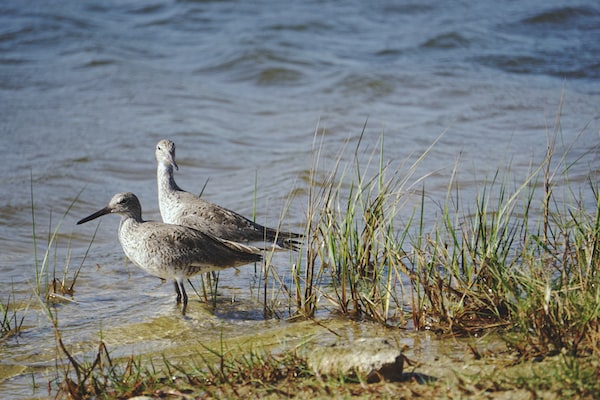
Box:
[0,283,26,338]
[31,182,94,303]
[284,100,599,360]
[291,125,436,324]
[515,107,600,357]
[409,160,534,334]
[408,100,600,358]
[507,153,600,356]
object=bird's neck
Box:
[117,216,142,255]
[118,215,141,244]
[121,211,143,224]
[157,162,180,194]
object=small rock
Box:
[306,337,406,382]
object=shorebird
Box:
[155,139,303,250]
[77,192,262,315]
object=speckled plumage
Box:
[155,139,303,250]
[77,192,262,314]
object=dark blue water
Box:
[1,0,599,396]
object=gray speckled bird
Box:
[77,192,262,315]
[155,139,303,250]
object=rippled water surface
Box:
[1,0,599,397]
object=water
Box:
[1,0,599,397]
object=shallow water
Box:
[1,0,599,397]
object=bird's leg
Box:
[175,279,188,315]
[174,280,182,304]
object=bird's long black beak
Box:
[77,207,111,225]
